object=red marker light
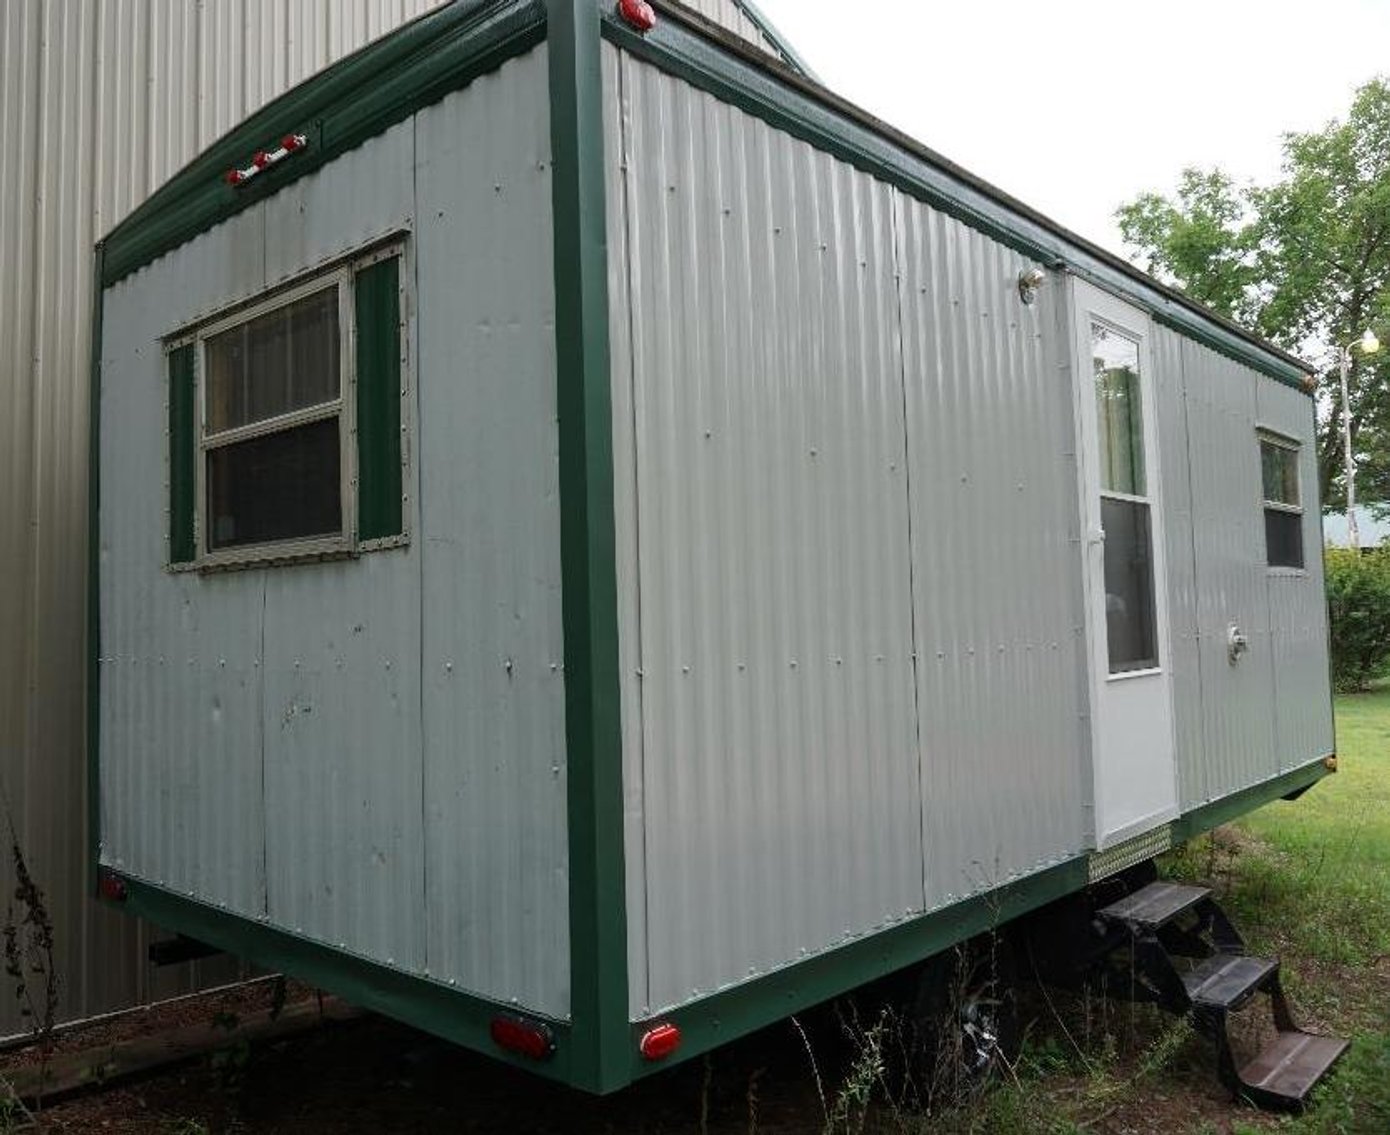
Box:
[252,150,271,169]
[490,1015,556,1062]
[224,168,245,186]
[281,134,302,152]
[639,1022,681,1061]
[618,0,657,32]
[98,872,128,902]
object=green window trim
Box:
[168,344,198,565]
[355,253,405,542]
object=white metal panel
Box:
[609,52,923,1016]
[1153,326,1207,809]
[414,49,571,1018]
[1,0,446,1033]
[1257,380,1335,769]
[99,209,271,921]
[1183,340,1278,799]
[898,202,1089,899]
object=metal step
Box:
[1096,881,1210,931]
[1238,1030,1350,1109]
[1183,953,1278,1011]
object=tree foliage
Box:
[1116,77,1390,508]
[1325,548,1390,691]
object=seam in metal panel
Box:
[411,110,430,982]
[888,188,928,914]
[1174,337,1207,807]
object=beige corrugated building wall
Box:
[0,0,799,1038]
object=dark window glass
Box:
[206,419,341,550]
[205,286,339,435]
[1265,508,1305,570]
[1102,495,1158,673]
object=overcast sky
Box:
[754,0,1390,261]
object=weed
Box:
[0,818,57,1114]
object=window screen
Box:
[1260,436,1303,569]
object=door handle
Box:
[1227,624,1249,664]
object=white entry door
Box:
[1071,280,1178,848]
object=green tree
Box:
[1116,77,1390,509]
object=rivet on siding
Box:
[445,662,453,672]
[789,659,798,669]
[681,665,690,674]
[385,660,392,670]
[503,659,513,675]
[494,183,502,193]
[737,662,746,671]
[219,658,226,667]
[549,662,558,672]
[834,657,842,666]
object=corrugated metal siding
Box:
[607,49,1088,1016]
[1183,340,1279,800]
[100,47,568,1018]
[607,48,923,1016]
[0,0,447,1035]
[677,0,786,60]
[895,199,1089,908]
[1153,326,1208,810]
[1257,381,1335,770]
[414,48,570,1019]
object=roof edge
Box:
[101,0,546,287]
[624,4,1311,392]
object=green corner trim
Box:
[354,254,404,541]
[1171,757,1332,843]
[101,0,546,288]
[167,345,197,564]
[602,11,1310,394]
[548,0,630,1096]
[105,879,575,1084]
[86,241,106,888]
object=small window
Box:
[203,282,346,553]
[166,242,405,568]
[1260,434,1303,569]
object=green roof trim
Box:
[603,8,1311,395]
[101,0,545,288]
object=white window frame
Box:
[1259,429,1305,573]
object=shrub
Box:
[1325,546,1390,692]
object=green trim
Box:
[104,879,576,1084]
[625,756,1334,1079]
[725,0,819,79]
[354,254,404,541]
[548,0,630,1095]
[626,859,1089,1080]
[101,0,546,288]
[167,345,197,564]
[87,241,106,887]
[1170,757,1332,843]
[601,12,1310,394]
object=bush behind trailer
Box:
[92,0,1338,1097]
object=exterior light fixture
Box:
[1017,266,1047,306]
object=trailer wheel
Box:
[909,934,1020,1103]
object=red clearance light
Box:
[639,1022,681,1061]
[490,1014,556,1062]
[224,132,309,189]
[98,872,128,902]
[618,0,657,32]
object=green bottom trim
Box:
[1170,756,1332,843]
[109,878,576,1085]
[627,756,1335,1083]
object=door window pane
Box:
[1102,496,1158,672]
[1265,509,1305,570]
[206,419,342,550]
[1093,324,1146,496]
[205,285,340,435]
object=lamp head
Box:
[1361,329,1380,355]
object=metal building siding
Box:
[895,197,1089,907]
[1153,326,1208,809]
[607,50,924,1015]
[99,46,569,1017]
[1182,339,1279,799]
[1,0,448,1035]
[679,0,784,58]
[414,48,571,1019]
[1257,381,1335,770]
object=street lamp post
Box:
[1340,329,1381,549]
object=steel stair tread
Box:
[1239,1030,1350,1104]
[1182,953,1278,1010]
[1096,881,1210,930]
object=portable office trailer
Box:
[92,0,1336,1094]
